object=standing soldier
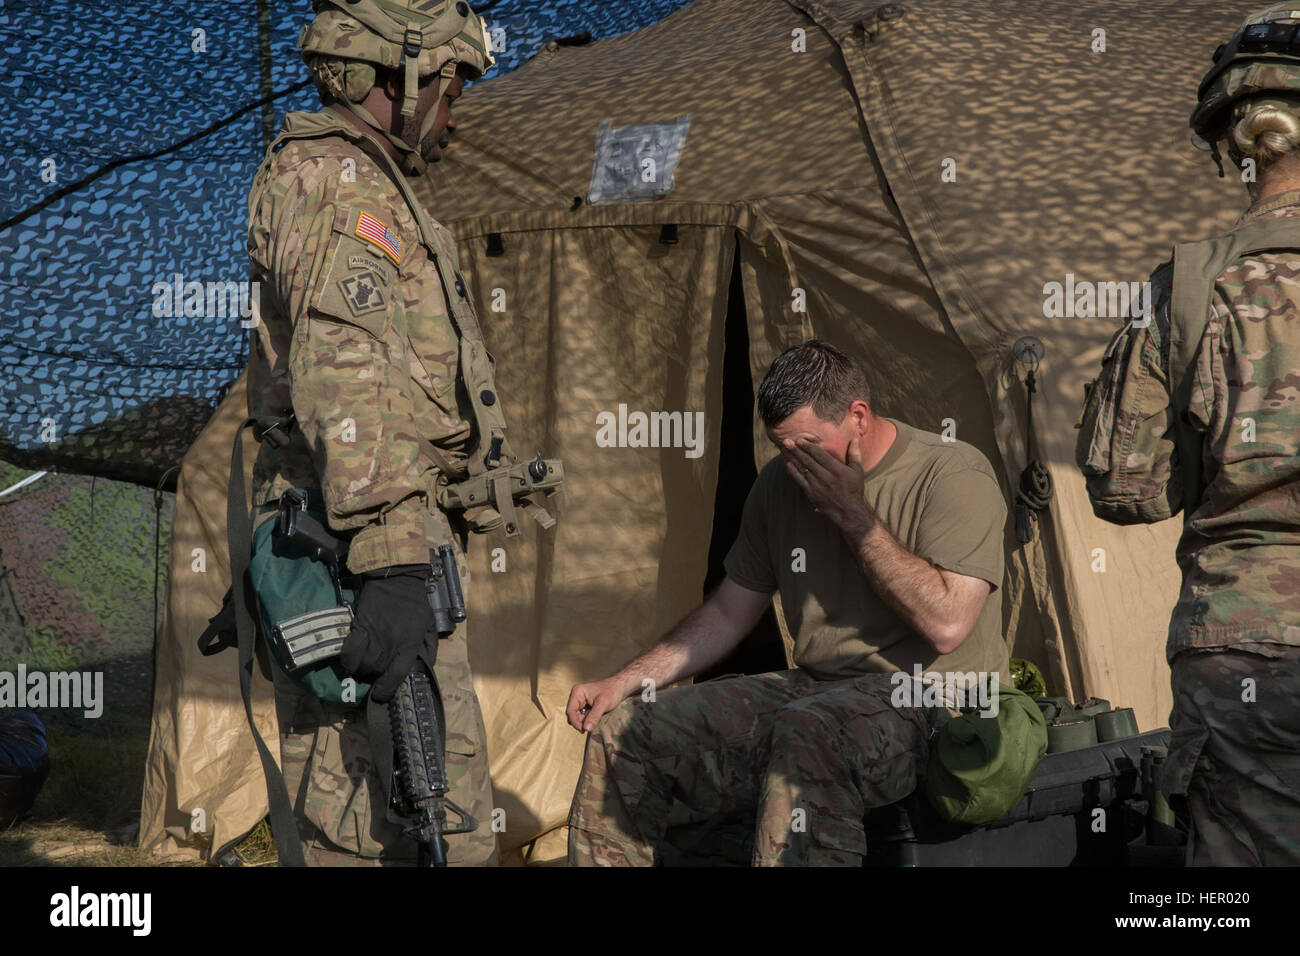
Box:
[1077,2,1300,865]
[242,0,502,866]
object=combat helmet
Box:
[299,0,495,175]
[1191,3,1300,175]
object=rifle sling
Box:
[228,416,307,867]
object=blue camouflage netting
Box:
[0,0,690,489]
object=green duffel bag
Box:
[924,681,1048,825]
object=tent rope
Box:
[153,466,179,649]
[1014,358,1053,545]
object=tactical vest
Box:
[1168,216,1300,512]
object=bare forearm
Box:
[838,507,958,650]
[612,600,744,694]
[567,581,764,733]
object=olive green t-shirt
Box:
[723,418,1009,682]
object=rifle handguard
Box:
[390,667,478,867]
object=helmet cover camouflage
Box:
[1191,3,1300,143]
[298,0,495,174]
[300,0,494,103]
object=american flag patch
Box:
[355,211,403,265]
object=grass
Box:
[0,702,276,867]
[229,820,277,866]
[0,709,170,866]
[0,464,219,866]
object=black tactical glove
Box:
[340,564,433,703]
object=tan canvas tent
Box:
[141,0,1253,863]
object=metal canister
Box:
[1047,717,1098,753]
[1072,697,1111,719]
[1095,706,1138,741]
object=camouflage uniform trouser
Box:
[567,669,930,866]
[273,614,497,866]
[1162,646,1300,866]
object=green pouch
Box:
[247,490,370,705]
[924,681,1048,825]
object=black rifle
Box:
[276,494,478,866]
[390,544,478,867]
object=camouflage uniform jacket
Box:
[247,106,474,573]
[1076,189,1300,659]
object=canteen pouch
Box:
[247,490,371,705]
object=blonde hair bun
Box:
[1232,100,1300,168]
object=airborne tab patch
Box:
[355,210,403,265]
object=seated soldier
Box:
[565,339,1010,866]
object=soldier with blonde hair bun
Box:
[1077,2,1300,866]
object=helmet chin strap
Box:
[398,66,458,176]
[338,99,419,174]
[1211,139,1228,178]
[340,59,457,178]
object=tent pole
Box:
[257,0,275,152]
